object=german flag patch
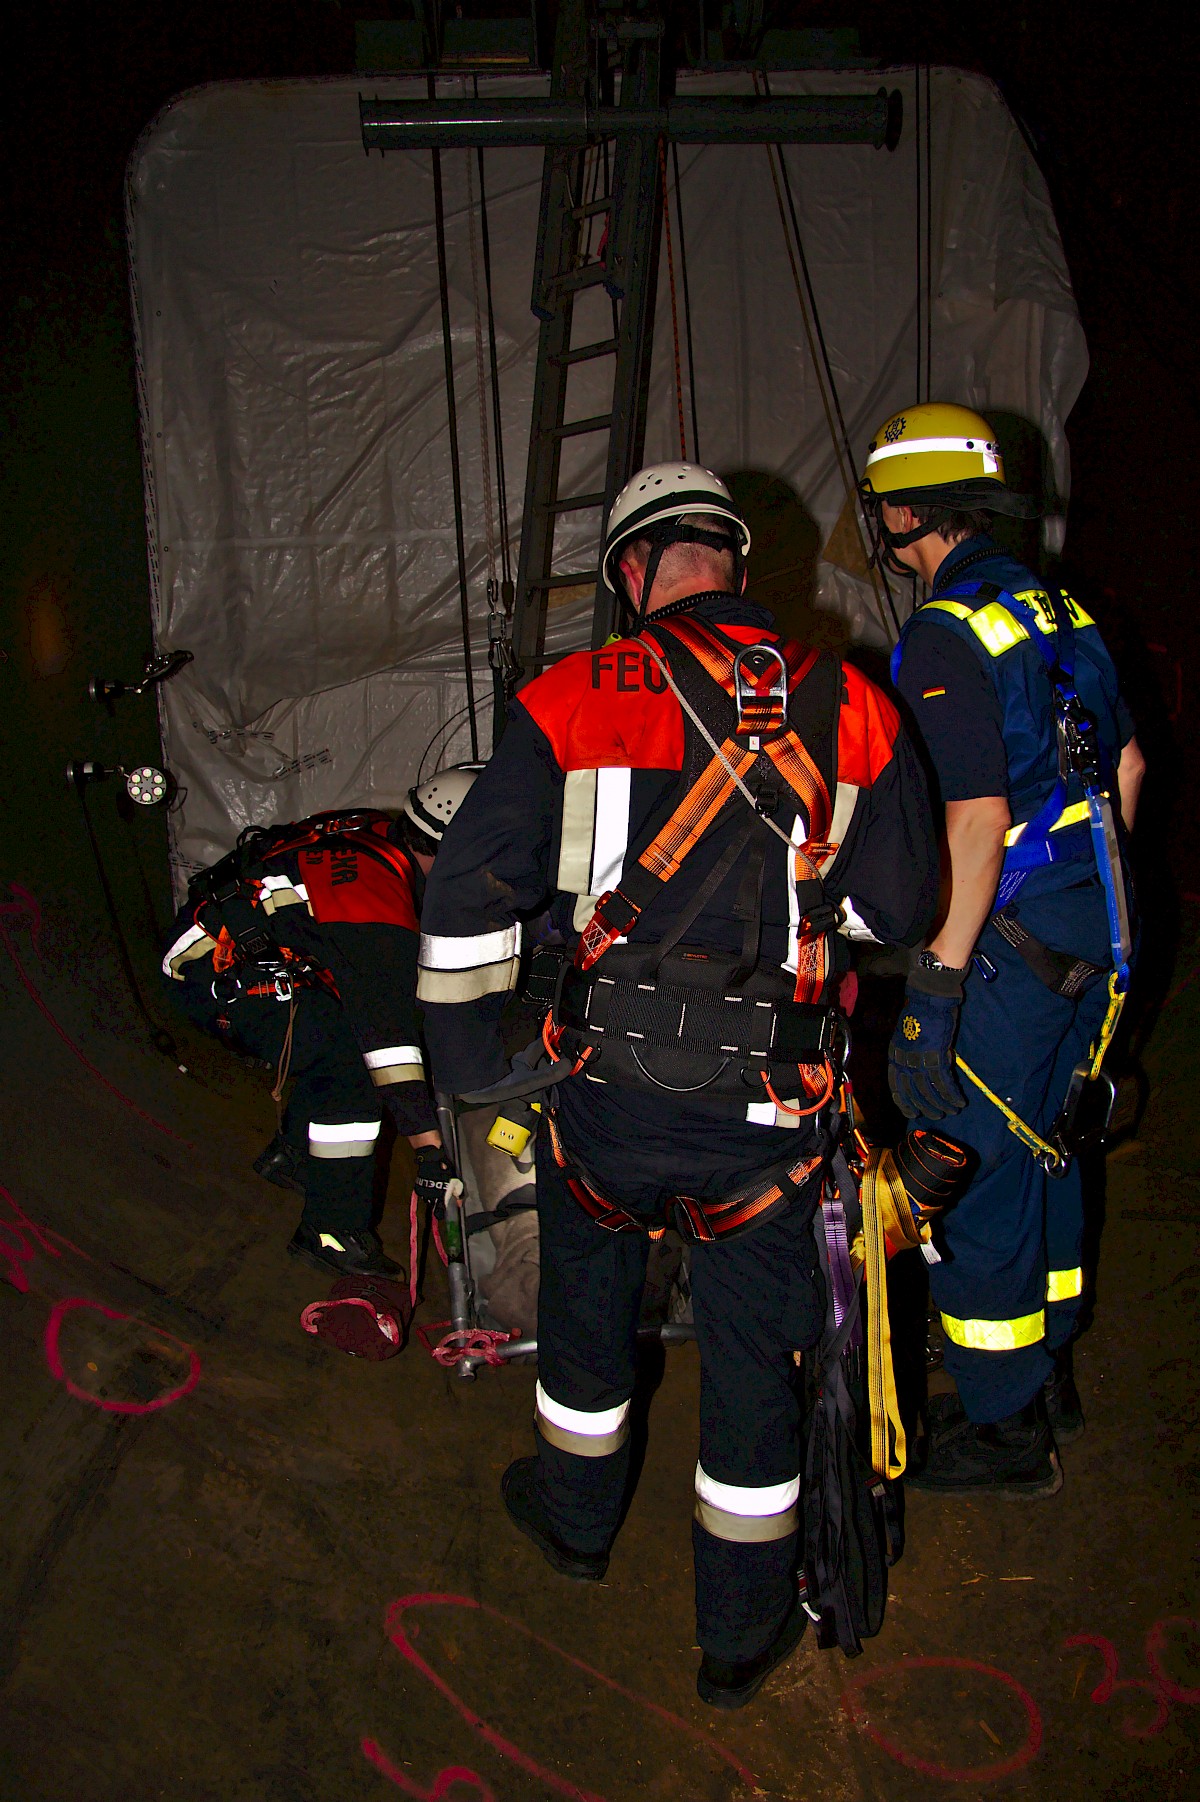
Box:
[922,686,947,698]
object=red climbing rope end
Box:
[416,1322,520,1368]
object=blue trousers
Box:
[531,1127,824,1663]
[923,881,1113,1422]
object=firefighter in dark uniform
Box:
[418,464,938,1707]
[859,404,1145,1495]
[161,770,475,1276]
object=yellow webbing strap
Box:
[859,1151,907,1480]
[954,1055,1062,1165]
[1088,972,1126,1080]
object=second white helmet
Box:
[403,763,482,843]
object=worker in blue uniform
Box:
[859,403,1145,1497]
[419,463,939,1705]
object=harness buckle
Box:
[575,888,640,973]
[733,643,788,746]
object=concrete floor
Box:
[2,905,1199,1802]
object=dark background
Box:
[1,2,1194,1034]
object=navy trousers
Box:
[531,1130,824,1663]
[922,880,1114,1422]
[169,970,382,1234]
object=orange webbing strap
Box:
[576,737,757,970]
[638,738,758,880]
[658,615,816,694]
[548,1106,823,1242]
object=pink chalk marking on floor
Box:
[1145,1617,1200,1706]
[0,885,186,1142]
[375,1592,759,1801]
[0,1179,70,1293]
[362,1739,497,1801]
[44,1296,201,1414]
[841,1655,1043,1782]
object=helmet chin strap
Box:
[865,499,952,581]
[618,523,743,635]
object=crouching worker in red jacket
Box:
[161,771,476,1277]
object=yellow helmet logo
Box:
[860,401,1007,498]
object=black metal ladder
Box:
[510,6,667,678]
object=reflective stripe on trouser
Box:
[921,896,1110,1422]
[308,1120,382,1159]
[533,1134,823,1663]
[941,1309,1044,1352]
[535,1382,630,1458]
[693,1465,800,1543]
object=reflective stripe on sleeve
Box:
[590,766,631,897]
[534,1382,631,1458]
[417,926,522,1006]
[419,927,521,969]
[363,1044,424,1086]
[693,1464,800,1543]
[940,1308,1045,1351]
[558,769,598,899]
[1046,1267,1083,1303]
[308,1120,382,1159]
[162,922,217,979]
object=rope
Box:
[859,1153,908,1479]
[658,138,688,460]
[755,73,900,643]
[408,1186,420,1315]
[270,990,296,1131]
[465,138,498,589]
[474,141,513,590]
[761,1058,834,1117]
[955,1054,1063,1167]
[1089,971,1126,1080]
[671,141,702,462]
[429,97,480,761]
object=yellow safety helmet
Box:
[859,402,1039,518]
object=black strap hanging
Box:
[429,91,480,761]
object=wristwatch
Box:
[918,949,968,976]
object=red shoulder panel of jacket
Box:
[299,839,420,930]
[837,661,901,786]
[518,642,685,772]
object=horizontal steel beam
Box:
[360,89,902,152]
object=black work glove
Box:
[413,1145,455,1214]
[887,963,969,1121]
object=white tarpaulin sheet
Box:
[127,68,1087,895]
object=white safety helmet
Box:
[602,462,752,595]
[403,763,482,843]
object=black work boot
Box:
[501,1457,609,1581]
[697,1594,809,1710]
[253,1133,306,1194]
[908,1392,1062,1497]
[287,1223,401,1279]
[1044,1348,1085,1442]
